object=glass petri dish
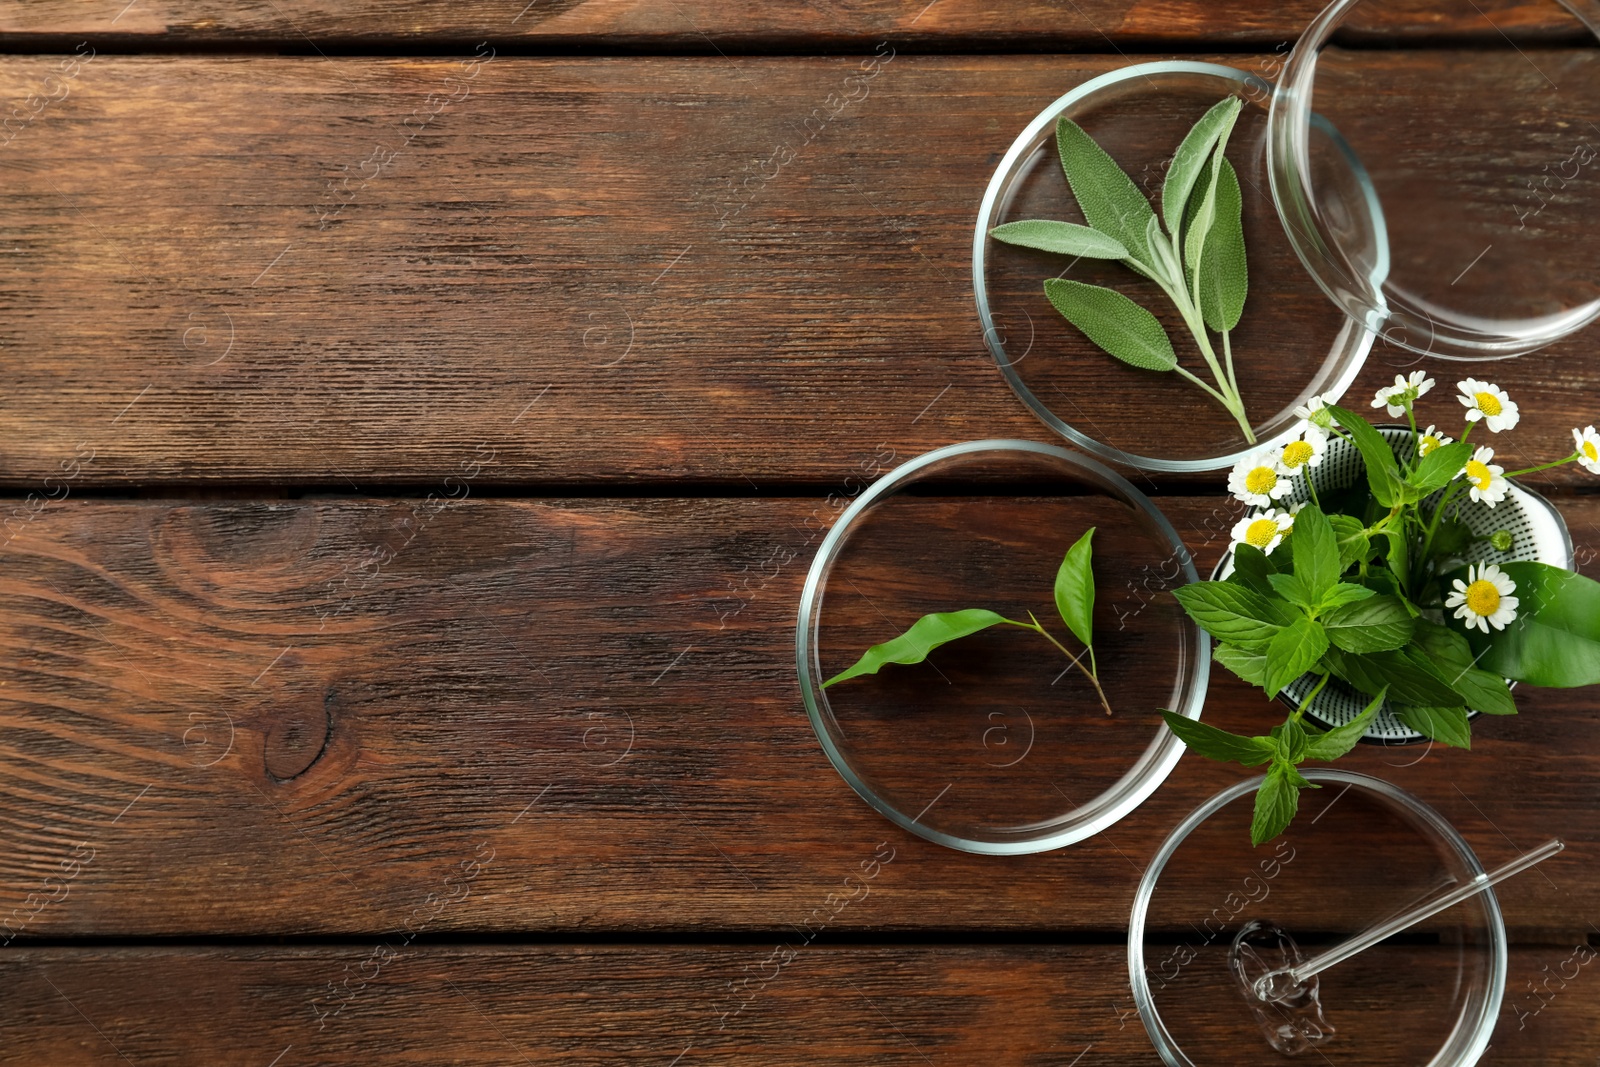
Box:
[974,62,1373,474]
[795,440,1209,854]
[1270,0,1600,360]
[1130,770,1507,1066]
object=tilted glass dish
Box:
[796,440,1208,853]
[974,62,1373,473]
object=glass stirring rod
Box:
[1253,838,1565,1002]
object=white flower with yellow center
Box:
[1456,445,1508,507]
[1445,563,1519,633]
[1230,509,1295,556]
[1277,431,1326,475]
[1416,424,1454,457]
[1292,393,1337,436]
[1371,371,1435,418]
[1228,448,1293,507]
[1573,425,1600,476]
[1457,378,1520,432]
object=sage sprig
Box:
[822,528,1113,716]
[991,97,1256,443]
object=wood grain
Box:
[1,54,1598,487]
[2,944,1596,1065]
[0,0,1587,48]
[2,495,1598,939]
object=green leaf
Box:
[988,220,1130,260]
[1408,440,1473,494]
[1302,689,1386,761]
[1465,561,1600,688]
[1429,517,1473,563]
[1411,619,1517,715]
[1322,646,1463,707]
[1267,572,1316,612]
[1055,116,1157,268]
[1321,595,1415,654]
[1264,617,1329,699]
[1172,581,1297,651]
[1054,527,1096,650]
[1162,96,1242,236]
[1393,704,1473,749]
[1193,156,1248,332]
[1272,719,1309,762]
[1228,543,1280,598]
[1328,514,1372,570]
[1042,279,1179,372]
[822,608,1017,687]
[1214,644,1269,687]
[1291,504,1341,605]
[1251,762,1303,847]
[1318,583,1377,612]
[1328,405,1403,508]
[1160,709,1275,766]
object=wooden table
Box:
[1,3,1597,1063]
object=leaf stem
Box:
[1506,452,1581,479]
[1288,672,1332,725]
[1016,615,1114,717]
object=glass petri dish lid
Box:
[1270,0,1600,360]
[974,62,1373,474]
[1130,770,1507,1066]
[795,440,1209,854]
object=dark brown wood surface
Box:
[0,54,1598,488]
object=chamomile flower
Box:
[1573,425,1600,476]
[1292,393,1337,435]
[1230,509,1295,556]
[1445,563,1520,633]
[1277,431,1327,475]
[1229,448,1294,507]
[1416,425,1454,457]
[1371,371,1435,418]
[1457,445,1508,507]
[1458,379,1520,432]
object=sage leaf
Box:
[1162,96,1242,236]
[1251,761,1302,847]
[1214,644,1269,687]
[1290,504,1341,605]
[1263,616,1328,699]
[1302,689,1386,761]
[822,608,1018,687]
[1173,581,1298,651]
[1043,279,1179,372]
[989,219,1129,260]
[1394,704,1473,749]
[1160,709,1275,766]
[1056,116,1157,269]
[1408,439,1473,494]
[1192,157,1248,332]
[1465,561,1600,688]
[1054,527,1097,650]
[1322,595,1415,654]
[1328,405,1403,508]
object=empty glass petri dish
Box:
[974,62,1373,473]
[1270,0,1600,359]
[1130,770,1506,1066]
[795,440,1209,854]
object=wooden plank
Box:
[2,944,1596,1065]
[2,495,1598,937]
[0,53,1597,487]
[0,0,1586,48]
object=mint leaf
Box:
[1302,689,1385,761]
[1042,279,1178,372]
[823,609,1018,687]
[1328,514,1372,570]
[1408,439,1473,493]
[1291,504,1341,603]
[1267,572,1316,612]
[1055,116,1157,269]
[1272,718,1308,762]
[1193,156,1248,332]
[1322,595,1415,654]
[989,220,1130,260]
[1318,583,1376,612]
[1409,619,1517,715]
[1172,581,1297,651]
[1161,96,1242,236]
[1264,617,1328,699]
[1054,527,1096,650]
[1251,762,1302,846]
[1161,710,1275,765]
[1228,542,1280,598]
[1323,646,1462,707]
[1214,644,1268,687]
[1328,405,1403,508]
[1393,704,1473,749]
